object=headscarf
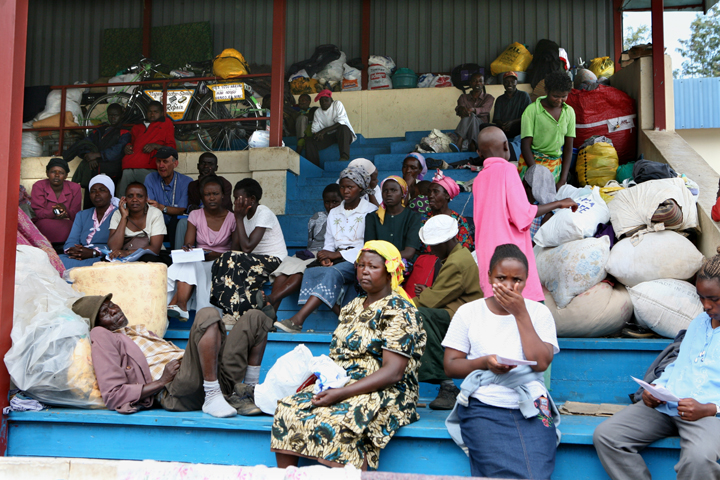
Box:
[314,89,333,102]
[357,240,411,302]
[431,169,460,200]
[339,166,372,198]
[405,153,427,181]
[88,174,120,207]
[376,175,408,225]
[348,158,377,175]
[46,157,70,173]
[524,164,556,205]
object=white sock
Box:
[202,380,236,418]
[244,366,260,386]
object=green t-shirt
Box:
[520,97,576,157]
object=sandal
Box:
[255,290,277,321]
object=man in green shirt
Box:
[413,214,484,409]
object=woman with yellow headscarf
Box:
[364,176,423,263]
[271,240,426,471]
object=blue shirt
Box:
[144,171,193,224]
[654,312,720,416]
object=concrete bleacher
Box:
[6,133,691,479]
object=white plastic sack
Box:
[417,74,436,88]
[248,130,284,149]
[431,75,453,88]
[21,126,42,158]
[288,69,310,82]
[341,64,362,91]
[5,246,102,408]
[255,344,314,415]
[628,279,703,338]
[608,177,698,238]
[368,65,392,90]
[107,74,138,96]
[310,355,350,394]
[606,231,704,288]
[34,88,83,122]
[544,282,633,337]
[535,236,610,309]
[316,51,347,83]
[368,55,396,72]
[534,186,610,248]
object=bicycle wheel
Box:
[83,92,147,136]
[193,87,262,151]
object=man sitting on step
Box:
[75,294,274,417]
[304,89,356,166]
[593,251,720,480]
[412,214,483,410]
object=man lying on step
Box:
[73,295,274,417]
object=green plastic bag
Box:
[616,161,635,183]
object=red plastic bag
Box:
[566,85,637,163]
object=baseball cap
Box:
[156,146,178,160]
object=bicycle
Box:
[82,58,264,151]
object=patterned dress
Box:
[407,195,431,223]
[271,293,427,469]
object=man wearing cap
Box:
[304,89,356,166]
[144,146,193,249]
[492,72,531,139]
[73,294,275,417]
[118,101,177,197]
[412,214,483,410]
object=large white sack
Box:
[543,282,633,337]
[535,236,610,309]
[368,65,392,90]
[254,344,314,415]
[315,51,347,83]
[606,231,704,288]
[534,186,610,248]
[628,279,703,338]
[21,131,42,158]
[608,177,698,237]
[35,88,83,122]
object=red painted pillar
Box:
[143,0,152,58]
[0,0,29,455]
[361,0,371,90]
[269,0,287,148]
[613,0,623,71]
[651,0,667,130]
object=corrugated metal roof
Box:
[24,0,615,86]
[621,0,719,12]
[674,77,720,129]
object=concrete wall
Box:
[298,84,532,139]
[21,147,299,214]
[677,128,720,174]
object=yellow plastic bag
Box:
[213,48,250,79]
[588,56,615,78]
[599,185,625,203]
[490,43,533,76]
[290,77,320,95]
[576,142,619,187]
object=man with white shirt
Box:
[304,90,356,166]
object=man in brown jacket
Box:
[73,294,273,417]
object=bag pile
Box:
[490,42,533,76]
[368,55,396,90]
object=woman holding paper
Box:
[167,176,236,320]
[271,241,426,470]
[442,244,560,480]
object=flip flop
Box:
[255,290,277,321]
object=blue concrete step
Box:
[403,130,454,143]
[372,152,479,172]
[5,408,685,479]
[390,141,417,153]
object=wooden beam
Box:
[269,0,287,147]
[651,0,667,130]
[0,0,29,455]
[143,0,152,58]
[361,0,371,90]
[614,0,624,70]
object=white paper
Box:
[496,355,537,366]
[631,376,680,402]
[171,248,205,264]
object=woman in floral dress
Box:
[271,240,426,470]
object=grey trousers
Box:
[455,114,483,144]
[593,400,720,480]
[118,168,155,197]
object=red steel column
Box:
[613,0,623,71]
[269,0,287,147]
[651,0,667,130]
[143,0,152,58]
[0,0,29,455]
[361,0,371,90]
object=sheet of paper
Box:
[631,376,680,402]
[496,355,537,366]
[171,248,205,264]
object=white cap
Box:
[419,214,459,246]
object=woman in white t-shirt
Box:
[442,244,559,480]
[210,178,287,321]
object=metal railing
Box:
[22,72,273,154]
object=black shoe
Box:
[429,383,460,410]
[232,383,263,416]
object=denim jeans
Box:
[299,261,356,308]
[457,397,556,479]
